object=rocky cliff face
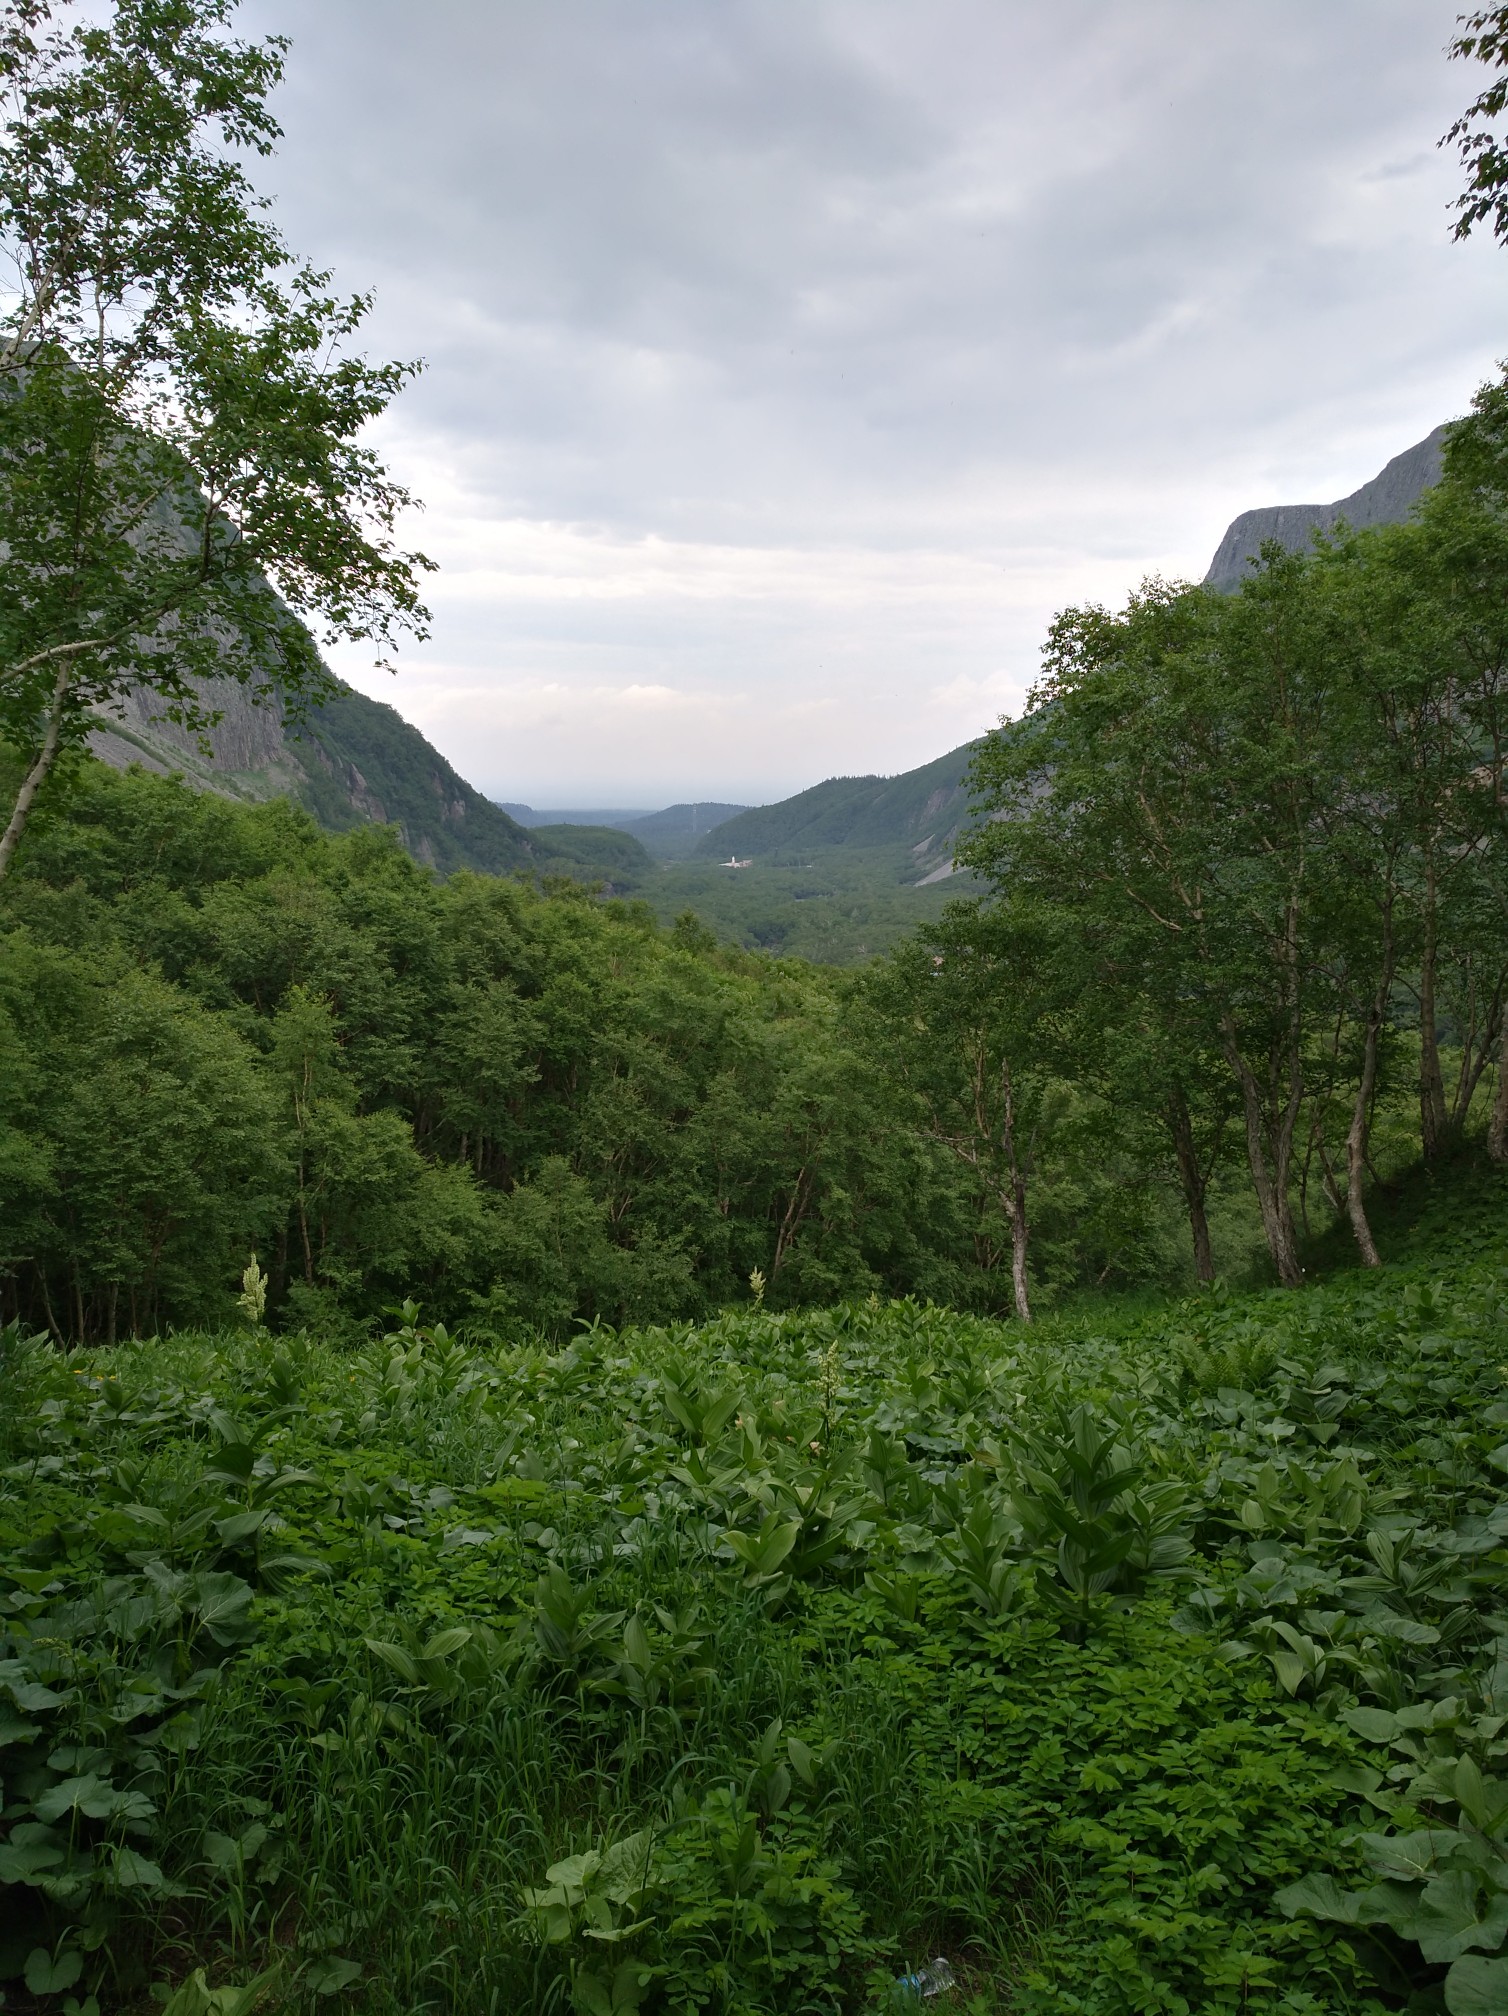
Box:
[1203,424,1449,591]
[86,671,549,875]
[90,676,308,802]
[86,669,656,887]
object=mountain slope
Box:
[499,801,751,859]
[693,743,977,873]
[1203,424,1448,590]
[88,677,649,886]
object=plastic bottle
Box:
[892,1956,955,2002]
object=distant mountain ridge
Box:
[1203,425,1449,591]
[500,801,751,859]
[694,742,978,880]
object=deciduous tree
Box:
[0,0,430,877]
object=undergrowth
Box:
[4,1187,1508,2014]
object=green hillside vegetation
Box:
[623,746,983,961]
[94,682,651,890]
[289,691,652,888]
[0,755,1228,1351]
[503,805,753,861]
[17,4,1508,2011]
[693,744,978,877]
[9,371,1508,2010]
[625,804,756,860]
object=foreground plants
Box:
[2,1203,1508,2011]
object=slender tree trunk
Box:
[771,1164,812,1278]
[1315,1136,1343,1219]
[1165,1085,1215,1284]
[999,1058,1031,1322]
[1489,1006,1508,1165]
[0,658,73,882]
[1418,867,1449,1161]
[298,1187,314,1286]
[36,1270,63,1346]
[1343,967,1392,1269]
[1454,976,1503,1131]
[1224,1031,1303,1288]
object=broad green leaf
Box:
[25,1947,83,1994]
[1447,1954,1508,2015]
[1362,1829,1462,1881]
[1276,1874,1365,1923]
[420,1626,471,1661]
[34,1774,115,1823]
[1345,1707,1401,1743]
[110,1847,165,1891]
[364,1640,419,1685]
[543,1851,601,1893]
[303,1957,362,1995]
[0,1834,65,1883]
[622,1615,651,1670]
[1415,1870,1508,1963]
[188,1572,255,1645]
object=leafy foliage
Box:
[3,1198,1508,2008]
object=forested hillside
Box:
[94,669,653,888]
[693,743,977,877]
[0,754,1224,1348]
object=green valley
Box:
[7,3,1508,2011]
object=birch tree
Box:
[0,0,430,878]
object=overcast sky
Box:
[241,0,1504,808]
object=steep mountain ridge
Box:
[1203,424,1448,590]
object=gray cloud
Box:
[240,0,1505,802]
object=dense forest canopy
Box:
[0,752,1215,1342]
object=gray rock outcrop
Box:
[1203,424,1449,591]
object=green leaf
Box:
[303,1957,362,1996]
[188,1572,255,1645]
[109,1848,165,1891]
[1415,1871,1508,1964]
[1447,1955,1508,2016]
[25,1948,83,1995]
[1456,1755,1491,1829]
[364,1640,419,1686]
[158,1966,278,2016]
[0,1833,64,1883]
[1344,1706,1401,1743]
[1276,1873,1366,1923]
[1362,1829,1462,1881]
[543,1851,601,1895]
[419,1626,471,1662]
[33,1774,114,1823]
